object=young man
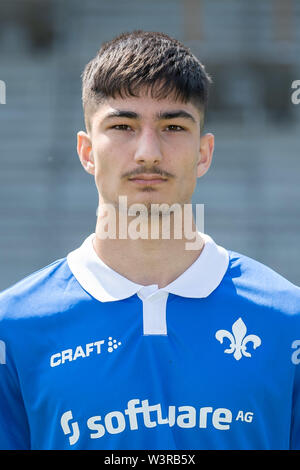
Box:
[0,30,300,450]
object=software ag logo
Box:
[60,399,254,446]
[61,411,80,445]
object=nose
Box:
[134,128,163,166]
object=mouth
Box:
[128,174,168,185]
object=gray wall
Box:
[0,0,299,291]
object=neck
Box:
[93,210,205,288]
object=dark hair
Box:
[82,30,212,131]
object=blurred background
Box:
[0,0,299,291]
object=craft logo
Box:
[50,337,122,367]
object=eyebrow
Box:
[103,109,197,124]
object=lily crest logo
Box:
[215,318,261,361]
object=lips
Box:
[128,174,168,182]
[129,174,167,184]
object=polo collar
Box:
[67,233,229,302]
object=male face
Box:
[77,88,214,213]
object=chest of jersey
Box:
[17,293,294,449]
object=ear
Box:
[77,131,95,175]
[196,133,214,178]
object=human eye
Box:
[165,124,185,132]
[110,124,132,131]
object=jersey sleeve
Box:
[0,338,30,450]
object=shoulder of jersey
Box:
[226,249,300,317]
[0,257,73,321]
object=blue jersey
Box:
[0,232,300,450]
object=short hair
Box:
[82,30,212,132]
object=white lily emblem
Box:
[215,317,261,361]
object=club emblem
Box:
[215,317,261,361]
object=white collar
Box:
[67,233,229,302]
